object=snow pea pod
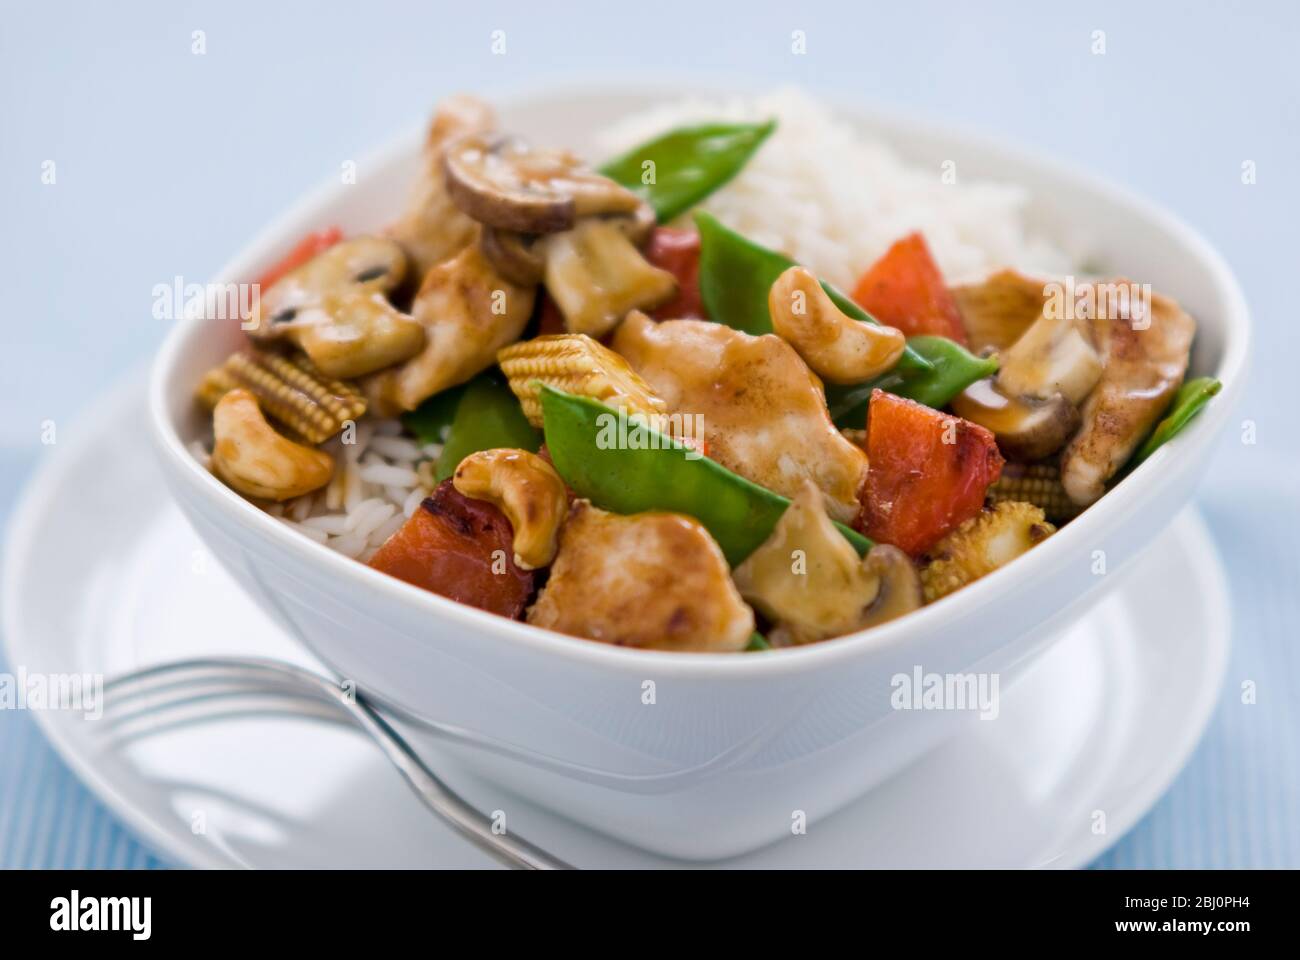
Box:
[600,121,776,223]
[401,381,467,447]
[1128,376,1221,468]
[539,385,871,566]
[404,373,541,482]
[826,335,1000,427]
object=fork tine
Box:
[99,689,347,744]
[100,683,328,727]
[98,660,348,740]
[105,659,329,700]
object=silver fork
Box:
[98,657,572,870]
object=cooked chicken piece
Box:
[527,501,754,652]
[364,244,536,415]
[920,501,1055,602]
[950,269,1050,354]
[387,95,495,276]
[1060,281,1195,505]
[732,481,921,645]
[611,312,869,522]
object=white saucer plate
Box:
[2,377,1230,868]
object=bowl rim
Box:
[149,81,1251,680]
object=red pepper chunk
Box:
[855,390,1003,556]
[534,294,567,336]
[254,227,344,293]
[851,232,967,344]
[368,480,535,619]
[644,227,705,320]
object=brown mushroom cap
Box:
[479,226,545,286]
[950,377,1080,462]
[443,134,640,235]
[481,199,657,290]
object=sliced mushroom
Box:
[443,134,641,234]
[481,199,657,292]
[285,291,428,381]
[768,266,906,383]
[526,500,754,653]
[363,243,536,415]
[479,226,545,286]
[388,95,496,276]
[210,389,334,501]
[949,298,1102,461]
[1060,281,1196,505]
[452,448,568,570]
[611,312,868,522]
[996,309,1102,405]
[950,377,1080,461]
[543,219,677,338]
[606,201,657,247]
[246,236,425,379]
[257,235,408,312]
[732,481,921,644]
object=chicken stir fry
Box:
[193,96,1218,652]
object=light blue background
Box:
[1,0,1296,868]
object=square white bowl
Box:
[150,84,1249,859]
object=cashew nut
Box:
[451,448,568,569]
[210,389,334,501]
[246,236,425,379]
[768,266,906,383]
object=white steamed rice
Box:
[597,88,1077,288]
[213,89,1080,556]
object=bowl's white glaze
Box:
[149,84,1249,858]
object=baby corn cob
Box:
[921,501,1055,602]
[498,334,667,429]
[987,462,1082,523]
[196,349,366,444]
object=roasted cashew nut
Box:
[451,448,568,569]
[210,389,334,501]
[768,266,906,384]
[247,236,425,379]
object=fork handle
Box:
[345,695,573,870]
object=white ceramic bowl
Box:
[150,85,1249,859]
